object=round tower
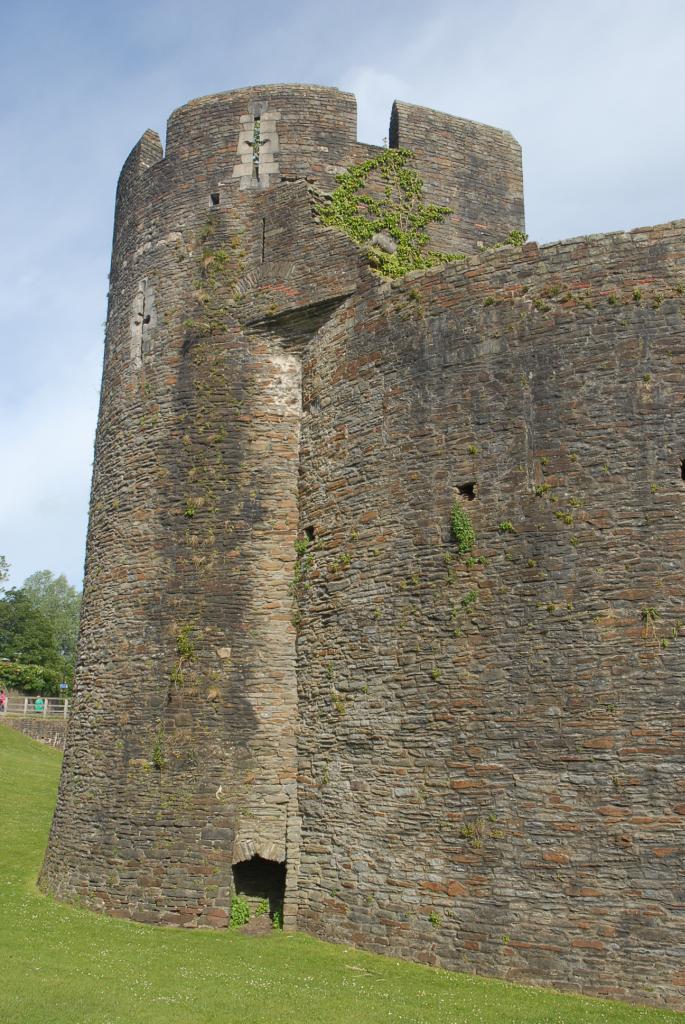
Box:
[40,83,524,928]
[38,85,370,927]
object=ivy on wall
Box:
[317,148,465,278]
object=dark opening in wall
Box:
[305,525,315,542]
[389,101,400,149]
[232,855,285,919]
[457,482,476,500]
[681,459,685,481]
[210,192,220,206]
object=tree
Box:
[0,588,68,695]
[21,570,81,665]
[0,555,9,594]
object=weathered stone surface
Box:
[38,83,683,1011]
[295,227,685,1010]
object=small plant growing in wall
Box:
[498,520,515,534]
[171,625,195,686]
[329,552,351,573]
[330,690,346,716]
[554,510,573,526]
[291,537,315,600]
[450,503,475,554]
[317,148,465,278]
[641,606,660,639]
[230,894,250,928]
[483,230,528,251]
[151,725,167,770]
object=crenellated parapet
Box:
[114,84,523,271]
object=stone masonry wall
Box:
[40,84,374,930]
[390,100,524,254]
[295,222,685,1009]
[39,83,682,1008]
[1,719,67,750]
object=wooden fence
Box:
[2,695,69,719]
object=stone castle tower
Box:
[40,85,683,1009]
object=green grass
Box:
[0,726,678,1024]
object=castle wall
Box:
[390,100,524,253]
[165,84,358,191]
[295,222,685,1008]
[40,84,375,930]
[39,83,682,1008]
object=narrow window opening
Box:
[210,192,220,206]
[252,116,261,181]
[304,525,315,542]
[261,218,266,263]
[130,278,157,368]
[232,855,285,922]
[457,482,476,500]
[681,459,685,481]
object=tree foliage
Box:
[0,571,81,696]
[22,571,81,664]
[0,555,9,594]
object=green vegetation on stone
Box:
[229,894,250,928]
[484,229,529,251]
[182,220,245,337]
[170,625,195,686]
[317,148,465,278]
[450,503,475,554]
[0,727,679,1024]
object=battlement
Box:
[117,83,524,254]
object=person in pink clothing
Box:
[0,689,7,713]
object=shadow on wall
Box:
[232,855,286,919]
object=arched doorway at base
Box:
[232,855,286,922]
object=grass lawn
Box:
[0,726,680,1024]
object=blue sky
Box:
[1,0,684,589]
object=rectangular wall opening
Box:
[232,855,285,923]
